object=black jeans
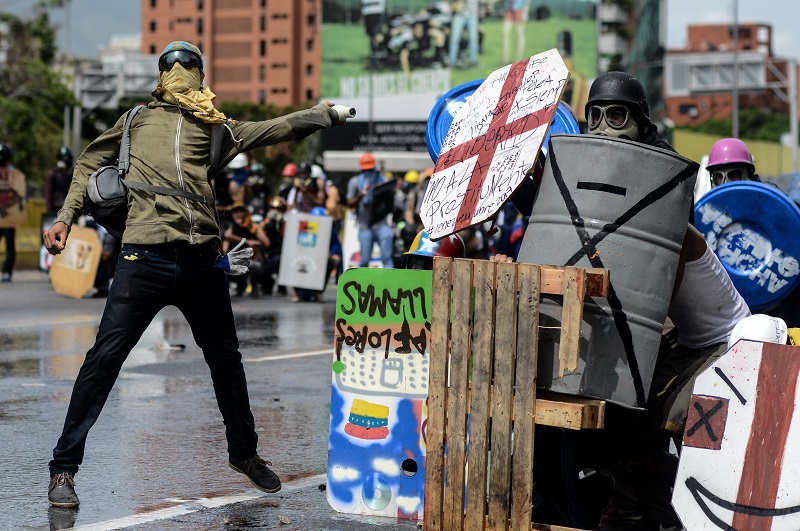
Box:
[1,228,15,275]
[49,242,259,476]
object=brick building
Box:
[141,0,321,107]
[664,23,795,127]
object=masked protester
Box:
[43,40,347,508]
[498,72,751,530]
[706,137,761,188]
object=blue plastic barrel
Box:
[694,181,800,311]
[425,79,580,163]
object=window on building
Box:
[307,14,316,26]
[261,0,267,7]
[679,104,699,117]
[149,20,156,32]
[259,64,266,81]
[272,63,288,69]
[306,64,313,75]
[150,0,156,7]
[260,15,266,32]
[149,45,157,54]
[306,39,314,51]
[197,0,203,9]
[306,89,313,101]
[260,40,267,56]
[272,38,288,44]
[259,89,266,105]
[197,18,203,35]
[270,87,288,94]
[272,13,288,19]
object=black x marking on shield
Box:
[686,399,724,442]
[548,144,697,406]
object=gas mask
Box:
[587,104,640,141]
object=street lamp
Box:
[731,0,739,138]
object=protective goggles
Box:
[158,50,203,72]
[587,104,632,130]
[710,167,746,185]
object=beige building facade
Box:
[141,0,321,107]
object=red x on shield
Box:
[422,50,568,239]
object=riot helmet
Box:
[404,230,465,270]
[0,143,11,166]
[297,161,312,176]
[57,146,73,166]
[585,72,654,141]
[706,138,757,187]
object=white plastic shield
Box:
[674,340,800,530]
[419,48,569,240]
[278,211,333,291]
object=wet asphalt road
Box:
[0,270,421,531]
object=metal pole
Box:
[71,67,81,156]
[731,0,739,138]
[791,59,798,172]
[62,0,72,147]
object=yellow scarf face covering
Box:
[151,63,227,124]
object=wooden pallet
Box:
[424,258,610,531]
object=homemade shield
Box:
[674,340,800,530]
[49,226,102,299]
[516,135,698,409]
[694,181,800,311]
[277,211,332,291]
[327,268,432,519]
[419,48,569,241]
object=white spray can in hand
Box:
[332,105,356,122]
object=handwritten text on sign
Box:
[420,48,569,240]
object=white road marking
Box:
[72,474,327,530]
[249,349,330,362]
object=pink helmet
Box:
[707,138,755,171]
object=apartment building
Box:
[665,23,794,127]
[141,0,321,107]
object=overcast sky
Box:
[3,0,799,63]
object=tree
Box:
[0,6,75,193]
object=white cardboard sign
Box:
[278,211,333,291]
[419,48,569,240]
[673,340,800,530]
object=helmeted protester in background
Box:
[45,146,74,215]
[346,152,394,268]
[223,202,272,297]
[0,142,25,283]
[404,229,465,270]
[706,137,761,188]
[42,40,346,508]
[259,196,287,296]
[226,152,254,206]
[277,162,297,200]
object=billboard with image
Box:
[320,0,598,125]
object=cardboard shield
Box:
[327,268,432,519]
[49,226,102,299]
[517,135,698,409]
[0,167,26,228]
[674,340,800,530]
[277,211,333,291]
[419,48,569,241]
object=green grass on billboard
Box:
[322,16,596,99]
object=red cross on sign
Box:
[420,48,569,241]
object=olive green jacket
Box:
[58,101,338,251]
